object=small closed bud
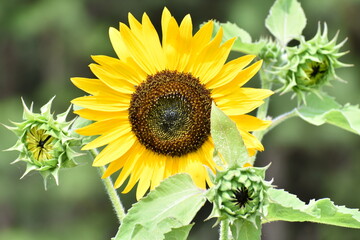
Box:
[3,97,81,188]
[207,165,271,226]
[259,39,286,67]
[258,39,288,83]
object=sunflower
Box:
[71,8,272,199]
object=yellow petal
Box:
[205,55,256,89]
[185,160,206,189]
[114,142,145,188]
[141,13,165,71]
[187,27,223,76]
[122,159,144,195]
[82,122,131,150]
[163,17,182,70]
[76,118,127,136]
[212,60,263,98]
[150,153,166,190]
[119,23,158,75]
[92,131,136,166]
[191,21,214,54]
[198,139,216,171]
[213,88,273,103]
[91,55,145,85]
[102,155,128,179]
[179,14,193,43]
[239,129,264,152]
[135,158,154,199]
[188,28,235,84]
[109,27,130,61]
[128,12,142,36]
[248,148,257,156]
[217,99,265,116]
[230,115,271,131]
[174,14,193,71]
[71,96,129,112]
[161,7,172,44]
[101,141,142,178]
[163,156,175,179]
[74,108,126,121]
[71,77,120,97]
[89,63,136,94]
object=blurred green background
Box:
[1,0,359,239]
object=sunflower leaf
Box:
[263,188,360,228]
[213,21,252,43]
[164,224,194,240]
[211,103,249,167]
[265,0,306,46]
[113,174,206,240]
[296,93,360,135]
[232,39,267,55]
[212,21,266,55]
[230,217,262,240]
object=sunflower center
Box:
[148,94,191,141]
[26,126,54,162]
[296,57,329,89]
[231,186,253,208]
[129,70,212,157]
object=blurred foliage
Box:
[0,0,359,239]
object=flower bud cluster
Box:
[259,23,350,104]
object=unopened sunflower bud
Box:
[207,165,271,225]
[258,39,287,83]
[259,39,285,66]
[278,23,351,103]
[4,97,81,188]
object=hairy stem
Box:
[255,69,272,122]
[251,69,273,164]
[267,109,298,132]
[220,219,230,240]
[89,149,126,224]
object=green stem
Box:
[220,220,230,240]
[250,69,273,164]
[89,149,126,224]
[255,69,272,122]
[266,109,298,132]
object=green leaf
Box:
[71,116,92,133]
[211,103,249,167]
[212,21,266,55]
[164,224,194,240]
[129,220,193,240]
[215,21,252,43]
[113,174,206,240]
[265,0,306,45]
[232,39,267,55]
[264,188,360,228]
[230,217,262,240]
[296,93,360,135]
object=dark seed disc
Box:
[129,70,212,157]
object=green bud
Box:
[259,39,285,66]
[3,97,81,188]
[207,165,271,226]
[258,39,287,82]
[278,23,351,103]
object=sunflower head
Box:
[4,98,80,188]
[207,165,271,225]
[71,7,272,199]
[278,23,350,103]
